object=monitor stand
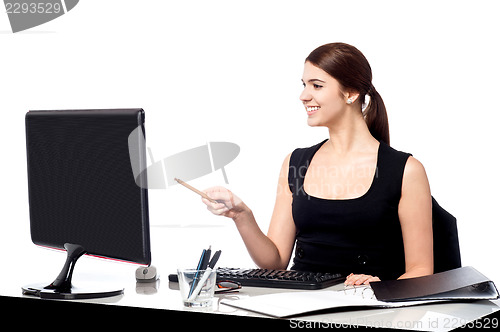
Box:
[22,243,124,300]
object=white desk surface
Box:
[5,272,499,331]
[1,224,499,331]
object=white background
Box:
[0,0,499,293]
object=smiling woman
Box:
[200,42,434,286]
[303,43,389,145]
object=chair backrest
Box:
[432,197,461,273]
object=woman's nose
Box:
[299,88,312,103]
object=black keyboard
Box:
[169,267,345,290]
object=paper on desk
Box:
[221,267,500,318]
[220,288,442,318]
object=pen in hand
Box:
[174,178,218,203]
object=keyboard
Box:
[169,267,345,290]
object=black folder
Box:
[371,266,499,302]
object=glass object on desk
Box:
[342,284,375,299]
[177,269,217,308]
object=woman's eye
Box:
[301,81,323,89]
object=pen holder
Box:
[177,269,217,308]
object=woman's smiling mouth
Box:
[306,106,320,115]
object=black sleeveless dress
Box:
[288,139,411,280]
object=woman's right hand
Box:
[344,273,380,285]
[201,186,246,220]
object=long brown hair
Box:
[305,43,390,145]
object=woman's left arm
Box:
[397,156,434,279]
[344,156,434,286]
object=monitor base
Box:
[22,243,124,300]
[22,283,124,300]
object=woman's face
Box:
[300,61,349,128]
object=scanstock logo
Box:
[4,0,79,33]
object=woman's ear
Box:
[345,90,361,105]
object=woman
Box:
[202,43,433,285]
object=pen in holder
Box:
[178,268,217,307]
[177,248,221,308]
[187,247,209,298]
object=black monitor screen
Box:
[25,109,151,265]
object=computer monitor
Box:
[23,108,151,299]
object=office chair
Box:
[431,197,462,273]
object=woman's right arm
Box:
[202,153,297,270]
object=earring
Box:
[347,98,354,105]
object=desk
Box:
[130,280,500,331]
[5,268,498,331]
[2,225,499,330]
